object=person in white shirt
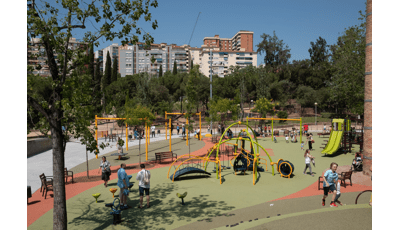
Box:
[334,181,343,206]
[151,125,155,138]
[303,149,315,176]
[136,164,151,208]
[196,127,201,140]
[285,135,289,143]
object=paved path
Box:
[27,133,198,193]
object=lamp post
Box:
[250,100,253,118]
[315,102,318,126]
[237,104,240,136]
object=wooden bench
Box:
[155,151,177,163]
[65,168,74,184]
[318,133,331,138]
[339,171,353,188]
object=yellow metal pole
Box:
[148,124,150,145]
[165,111,167,140]
[95,115,98,158]
[126,123,128,151]
[199,112,202,141]
[169,119,172,152]
[271,117,274,141]
[145,123,148,161]
[186,118,188,146]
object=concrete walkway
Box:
[27,132,198,193]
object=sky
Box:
[33,0,366,65]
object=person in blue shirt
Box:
[117,163,130,209]
[322,162,339,207]
[177,125,180,135]
[182,125,186,137]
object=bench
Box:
[339,171,353,188]
[155,151,177,163]
[65,168,74,184]
[318,133,331,138]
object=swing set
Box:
[94,115,152,160]
[165,112,202,145]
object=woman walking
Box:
[303,150,314,176]
[322,162,339,207]
[99,156,111,187]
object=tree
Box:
[124,104,155,164]
[88,43,95,79]
[173,60,177,75]
[252,98,276,118]
[329,11,366,115]
[308,36,329,65]
[256,31,291,71]
[159,65,162,78]
[104,51,112,87]
[111,57,118,83]
[27,0,158,229]
[93,59,103,114]
[190,59,193,70]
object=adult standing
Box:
[304,123,309,134]
[151,124,155,138]
[303,150,314,176]
[307,133,312,151]
[98,156,111,187]
[136,164,151,208]
[182,124,185,137]
[117,163,130,209]
[322,162,339,207]
[177,124,180,135]
[170,123,174,136]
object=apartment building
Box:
[101,43,119,73]
[94,50,103,72]
[194,31,257,77]
[118,42,191,77]
[27,37,87,77]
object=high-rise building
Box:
[101,43,119,74]
[118,42,191,77]
[28,37,87,77]
[194,31,257,77]
[94,50,103,72]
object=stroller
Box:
[351,155,363,171]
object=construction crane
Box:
[188,12,201,46]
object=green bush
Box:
[277,111,288,123]
[321,112,333,118]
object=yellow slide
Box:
[321,131,343,155]
[321,119,344,155]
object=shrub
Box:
[277,111,288,123]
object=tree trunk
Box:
[51,122,67,229]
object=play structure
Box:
[270,159,295,179]
[165,112,202,146]
[167,121,294,185]
[105,198,123,225]
[95,115,154,160]
[321,118,364,155]
[246,117,303,144]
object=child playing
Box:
[285,135,289,143]
[303,149,314,176]
[274,136,277,143]
[301,141,304,150]
[334,181,344,206]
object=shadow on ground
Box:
[66,182,235,229]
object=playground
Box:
[27,120,372,230]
